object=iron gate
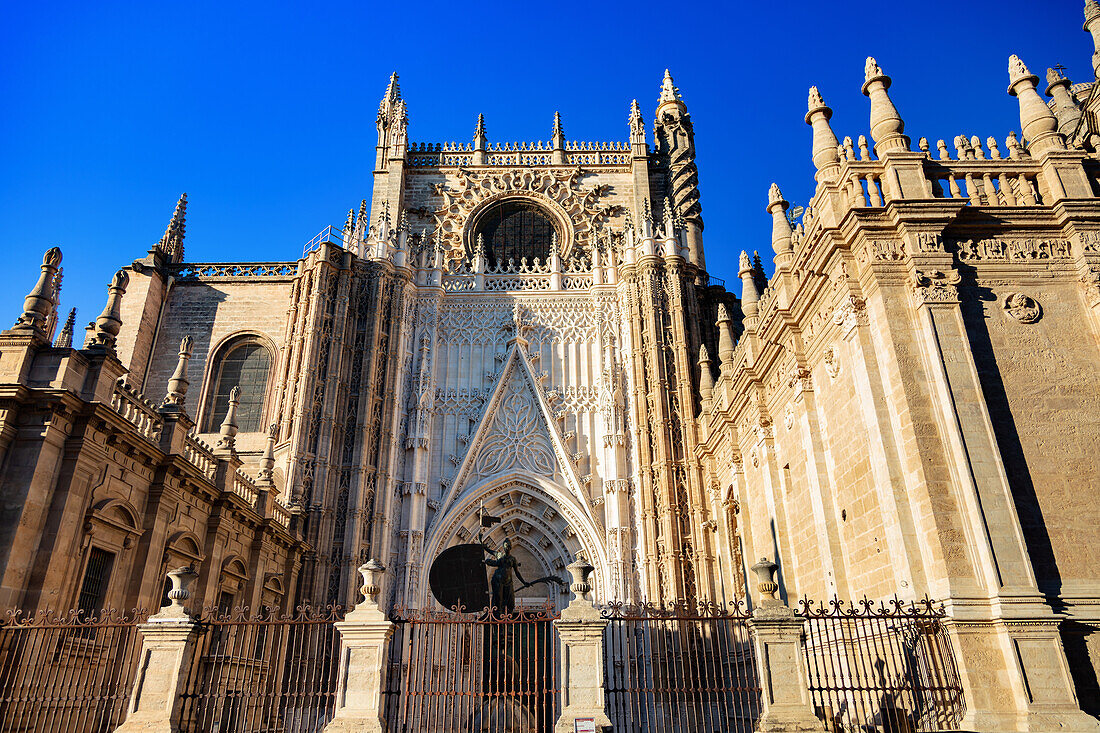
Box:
[386,606,561,733]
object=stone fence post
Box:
[747,558,821,733]
[114,566,200,733]
[323,560,395,733]
[554,556,612,733]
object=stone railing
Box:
[182,432,217,481]
[272,499,292,527]
[171,262,298,280]
[405,140,630,168]
[230,469,259,506]
[110,380,163,444]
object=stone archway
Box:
[418,472,608,610]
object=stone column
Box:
[324,560,395,733]
[114,566,200,733]
[554,557,612,733]
[747,558,821,733]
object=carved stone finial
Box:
[862,56,908,154]
[552,111,564,140]
[864,56,883,83]
[215,385,241,454]
[698,343,715,407]
[1086,1,1100,77]
[54,307,76,348]
[1008,54,1034,85]
[767,184,793,263]
[716,302,736,366]
[162,335,195,409]
[378,72,401,119]
[806,87,840,181]
[256,422,278,487]
[768,183,785,207]
[14,246,62,333]
[91,269,129,350]
[1008,54,1063,155]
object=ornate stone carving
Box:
[823,346,841,379]
[910,269,961,305]
[955,237,1071,261]
[832,295,868,334]
[1003,292,1042,323]
[430,168,619,263]
[475,374,556,477]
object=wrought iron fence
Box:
[602,602,761,733]
[799,598,965,733]
[177,604,344,733]
[0,608,147,733]
[386,606,561,733]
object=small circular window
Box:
[473,201,558,268]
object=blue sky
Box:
[0,0,1090,328]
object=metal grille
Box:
[387,606,561,733]
[477,201,556,269]
[799,598,965,732]
[177,605,343,733]
[0,608,146,733]
[602,602,761,733]
[76,548,114,615]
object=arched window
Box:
[474,200,557,268]
[204,339,271,432]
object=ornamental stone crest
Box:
[430,168,619,264]
[1003,292,1042,323]
[910,269,961,305]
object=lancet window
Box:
[203,338,272,432]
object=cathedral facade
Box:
[5,3,1100,726]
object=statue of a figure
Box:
[478,534,565,614]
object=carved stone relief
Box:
[1003,292,1042,323]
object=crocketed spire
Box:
[1007,55,1063,155]
[659,69,683,105]
[862,57,909,154]
[806,87,841,182]
[156,193,187,262]
[698,343,715,409]
[378,72,401,119]
[54,307,76,348]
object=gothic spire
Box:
[1086,0,1100,77]
[54,307,76,348]
[1045,66,1083,137]
[659,69,683,106]
[378,72,401,119]
[157,193,188,262]
[552,111,566,164]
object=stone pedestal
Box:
[748,602,821,733]
[114,567,199,733]
[554,557,612,733]
[554,601,612,733]
[324,561,395,733]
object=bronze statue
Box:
[478,534,564,614]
